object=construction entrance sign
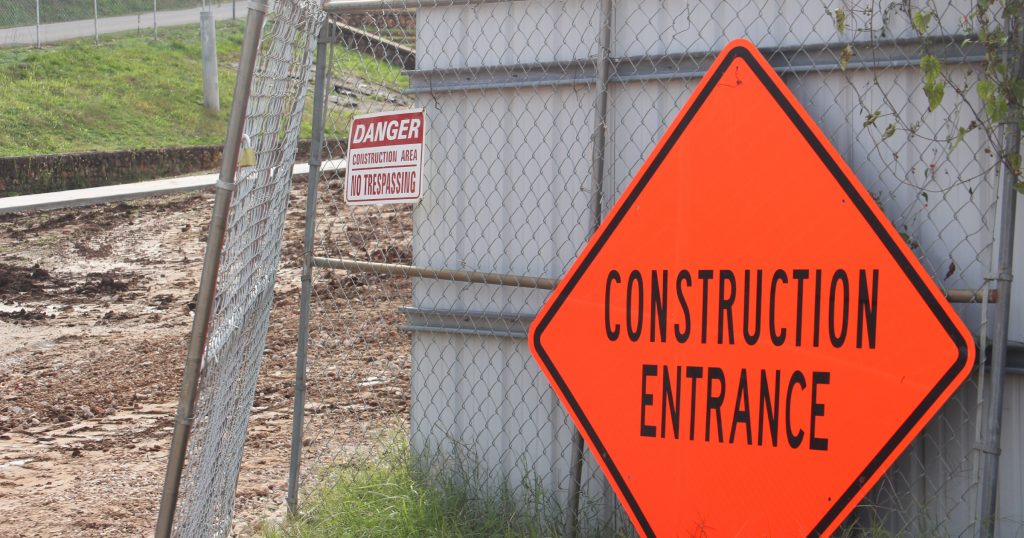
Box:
[529,39,975,537]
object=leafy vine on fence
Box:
[830,1,1023,190]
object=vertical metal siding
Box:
[409,0,1019,533]
[997,374,1024,536]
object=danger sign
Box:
[345,109,424,205]
[529,39,974,537]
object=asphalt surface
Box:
[0,2,238,47]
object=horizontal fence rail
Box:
[322,0,520,14]
[312,256,997,303]
[407,35,989,93]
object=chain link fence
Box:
[281,1,1023,536]
[0,1,240,47]
[154,0,1024,535]
[155,1,324,536]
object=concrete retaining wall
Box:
[0,141,312,196]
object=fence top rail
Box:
[322,0,519,13]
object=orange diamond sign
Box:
[529,39,975,537]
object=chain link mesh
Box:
[101,0,1014,535]
[171,1,324,536]
[283,1,1022,536]
[0,0,234,33]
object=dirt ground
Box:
[0,175,409,536]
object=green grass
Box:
[307,47,408,142]
[332,47,408,92]
[1,1,205,29]
[0,20,408,157]
[263,441,588,538]
[0,20,243,156]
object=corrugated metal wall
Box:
[406,0,1023,534]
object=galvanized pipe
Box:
[405,34,987,94]
[567,1,613,536]
[311,257,559,288]
[586,2,612,236]
[93,0,99,45]
[35,0,40,48]
[323,0,520,14]
[287,20,332,517]
[154,1,268,536]
[312,257,992,304]
[946,288,998,304]
[400,305,533,339]
[402,323,527,339]
[977,14,1023,537]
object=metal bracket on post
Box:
[985,272,1013,283]
[286,19,332,517]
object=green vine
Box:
[829,1,1024,190]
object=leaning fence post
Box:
[287,19,333,517]
[153,1,268,535]
[976,13,1023,537]
[566,0,614,536]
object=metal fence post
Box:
[153,0,158,39]
[566,1,613,536]
[977,15,1024,537]
[153,1,268,535]
[200,9,220,113]
[35,0,40,48]
[93,0,99,45]
[287,20,332,517]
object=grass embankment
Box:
[1,1,206,29]
[0,21,243,156]
[0,21,407,157]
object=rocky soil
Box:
[0,176,413,536]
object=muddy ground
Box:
[0,176,411,536]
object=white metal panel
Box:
[604,78,694,209]
[417,0,599,70]
[412,84,596,315]
[410,332,577,500]
[408,0,1010,532]
[418,0,977,71]
[786,66,997,332]
[612,0,976,57]
[852,374,1024,537]
[1009,196,1024,342]
[996,373,1024,537]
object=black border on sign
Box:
[531,46,970,538]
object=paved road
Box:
[0,3,239,47]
